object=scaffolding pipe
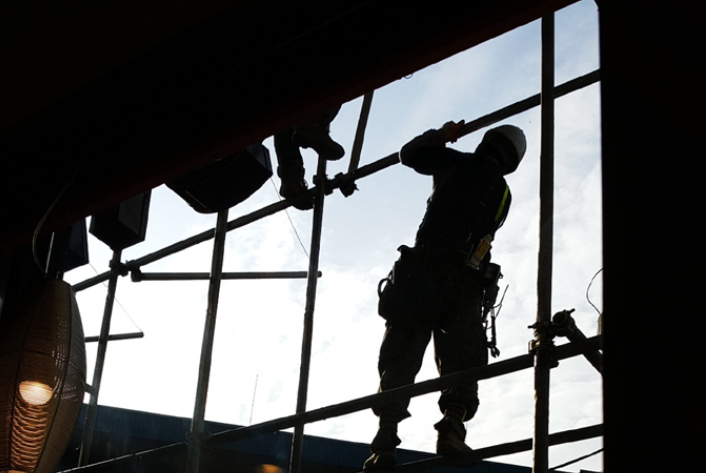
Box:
[552,310,603,374]
[532,14,556,473]
[130,271,319,281]
[186,209,229,473]
[206,336,600,448]
[78,249,122,466]
[84,331,144,343]
[346,72,601,184]
[58,337,601,473]
[348,91,374,173]
[59,422,601,473]
[72,200,299,291]
[71,69,600,294]
[289,156,329,473]
[366,424,604,473]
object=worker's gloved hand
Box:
[440,120,465,144]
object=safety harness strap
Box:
[494,185,510,223]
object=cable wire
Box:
[551,447,603,470]
[268,177,310,259]
[31,161,86,274]
[586,268,603,317]
[493,284,509,311]
[87,262,144,335]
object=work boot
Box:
[292,121,344,161]
[434,415,473,457]
[363,427,400,471]
[363,412,401,471]
[279,175,313,210]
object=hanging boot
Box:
[363,413,401,470]
[278,167,314,210]
[292,115,344,161]
[434,406,474,457]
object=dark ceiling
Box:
[0,0,576,259]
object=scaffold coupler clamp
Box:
[551,308,577,338]
[109,259,129,277]
[330,172,358,197]
[527,320,559,368]
[312,172,333,195]
[130,268,143,282]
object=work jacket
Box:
[399,129,511,262]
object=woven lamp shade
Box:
[0,278,86,473]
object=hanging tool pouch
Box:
[377,245,434,323]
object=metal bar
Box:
[72,272,115,292]
[289,155,329,473]
[564,328,603,374]
[84,331,144,343]
[350,70,600,183]
[552,310,603,374]
[59,422,602,473]
[458,69,600,138]
[533,14,555,473]
[131,271,319,281]
[58,443,187,472]
[57,337,601,472]
[348,91,375,173]
[78,249,122,466]
[71,70,600,293]
[72,201,291,291]
[186,209,229,473]
[207,336,601,448]
[364,424,604,473]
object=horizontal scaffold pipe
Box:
[59,337,601,471]
[72,69,600,293]
[84,332,144,343]
[58,443,186,472]
[130,271,319,282]
[354,424,604,473]
[205,336,601,448]
[349,69,600,182]
[59,423,602,473]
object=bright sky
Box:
[64,2,603,471]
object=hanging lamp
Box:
[0,277,86,473]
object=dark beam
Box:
[0,0,577,258]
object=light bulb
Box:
[19,381,53,406]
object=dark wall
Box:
[599,1,704,471]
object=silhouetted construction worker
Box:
[274,106,344,210]
[364,122,527,470]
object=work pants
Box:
[374,264,488,423]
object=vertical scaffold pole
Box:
[289,155,328,473]
[533,13,555,473]
[349,91,374,173]
[187,209,229,473]
[78,249,122,466]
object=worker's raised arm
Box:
[399,121,465,175]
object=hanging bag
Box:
[377,245,434,323]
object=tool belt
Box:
[377,245,481,323]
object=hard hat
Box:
[482,125,527,174]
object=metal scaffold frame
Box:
[68,13,603,473]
